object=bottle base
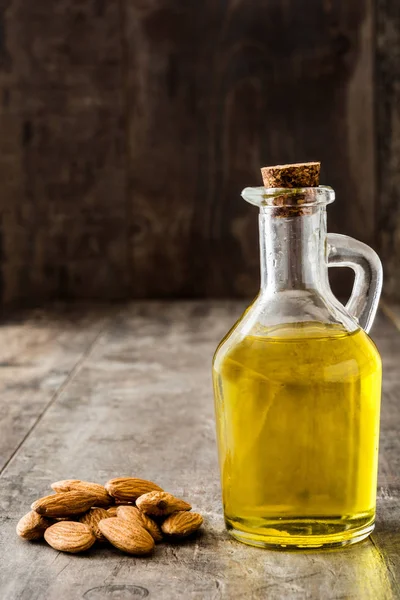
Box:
[226,515,375,550]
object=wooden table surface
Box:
[0,301,399,600]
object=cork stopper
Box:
[260,162,321,217]
[261,162,320,189]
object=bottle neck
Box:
[259,207,329,293]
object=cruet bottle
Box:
[212,162,383,549]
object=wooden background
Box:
[0,0,396,305]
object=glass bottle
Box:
[212,164,382,549]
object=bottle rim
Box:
[241,185,335,208]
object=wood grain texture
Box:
[0,0,130,304]
[376,0,400,301]
[372,303,400,598]
[0,0,376,304]
[0,301,398,599]
[0,304,110,473]
[125,0,376,298]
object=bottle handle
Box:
[327,233,383,334]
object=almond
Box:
[139,512,163,543]
[51,480,113,508]
[98,517,154,555]
[161,511,203,537]
[116,505,162,543]
[16,511,53,540]
[79,508,110,541]
[105,477,163,502]
[116,505,143,527]
[32,491,97,517]
[44,521,96,553]
[51,479,81,491]
[107,506,118,517]
[136,491,191,516]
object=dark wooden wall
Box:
[376,0,400,300]
[0,0,388,305]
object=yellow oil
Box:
[213,322,382,548]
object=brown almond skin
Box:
[44,521,96,553]
[161,511,203,537]
[32,491,98,517]
[98,517,154,555]
[136,491,191,517]
[105,477,163,502]
[79,508,109,541]
[108,504,131,516]
[140,512,163,543]
[51,480,113,508]
[116,505,143,527]
[16,511,53,540]
[51,479,81,492]
[116,505,162,543]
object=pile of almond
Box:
[16,477,203,555]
